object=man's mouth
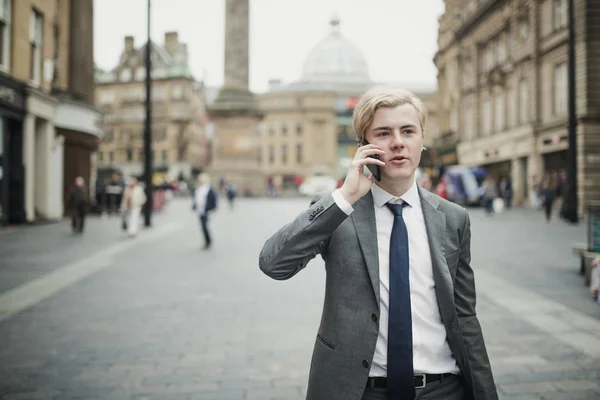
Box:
[389,155,409,162]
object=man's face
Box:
[75,177,84,187]
[364,104,424,182]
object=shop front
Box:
[0,75,27,225]
[53,96,103,215]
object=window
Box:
[119,68,132,82]
[98,152,104,162]
[152,86,167,100]
[281,145,288,164]
[296,122,303,135]
[126,148,133,162]
[172,85,184,100]
[482,99,492,135]
[554,62,568,116]
[109,151,114,162]
[0,0,11,71]
[296,144,303,164]
[135,67,146,81]
[162,150,168,162]
[494,93,505,132]
[518,17,529,39]
[30,10,43,85]
[98,90,115,105]
[497,34,506,63]
[508,87,517,128]
[519,79,529,123]
[281,123,287,135]
[268,145,274,164]
[463,108,475,140]
[554,0,567,30]
[450,105,459,132]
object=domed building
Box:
[257,17,440,194]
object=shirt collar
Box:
[371,180,420,209]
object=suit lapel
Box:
[351,192,381,309]
[418,187,456,313]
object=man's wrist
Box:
[339,187,360,206]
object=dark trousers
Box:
[199,214,211,246]
[71,206,86,232]
[544,200,554,221]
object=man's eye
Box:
[403,130,415,134]
[378,132,390,136]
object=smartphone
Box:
[361,139,382,181]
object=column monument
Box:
[208,0,264,194]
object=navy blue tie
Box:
[386,201,415,400]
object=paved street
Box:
[1,197,599,400]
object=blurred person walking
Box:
[193,173,217,249]
[500,176,513,210]
[68,176,88,234]
[226,183,237,210]
[540,174,557,222]
[120,177,147,237]
[260,87,497,400]
[481,176,498,216]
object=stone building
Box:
[435,0,600,209]
[95,32,209,184]
[257,17,441,191]
[0,0,102,225]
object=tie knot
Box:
[386,201,408,217]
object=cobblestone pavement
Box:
[0,197,599,400]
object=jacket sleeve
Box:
[259,193,349,280]
[455,210,499,400]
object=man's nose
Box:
[390,131,405,148]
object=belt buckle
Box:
[415,373,426,389]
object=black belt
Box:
[365,373,455,389]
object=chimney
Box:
[124,35,134,52]
[164,31,179,53]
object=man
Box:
[259,87,497,400]
[68,177,88,234]
[193,173,217,249]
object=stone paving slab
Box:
[0,198,599,399]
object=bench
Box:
[572,242,600,287]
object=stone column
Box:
[208,0,264,194]
[23,114,35,222]
[527,152,544,207]
[511,157,525,206]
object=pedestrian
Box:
[193,173,217,249]
[68,176,88,234]
[500,176,513,210]
[120,176,147,237]
[259,87,497,400]
[540,174,557,222]
[481,176,498,216]
[226,183,237,210]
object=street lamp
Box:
[143,0,153,227]
[562,0,578,224]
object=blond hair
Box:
[352,87,427,143]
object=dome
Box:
[299,16,370,87]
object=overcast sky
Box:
[93,0,445,93]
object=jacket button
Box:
[362,360,370,368]
[371,314,378,323]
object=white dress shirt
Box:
[194,184,210,215]
[331,183,459,376]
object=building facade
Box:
[435,0,600,209]
[95,32,209,184]
[0,0,102,225]
[257,17,441,191]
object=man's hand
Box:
[340,144,385,205]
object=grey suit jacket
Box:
[259,187,498,400]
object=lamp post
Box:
[562,0,578,224]
[143,0,153,227]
